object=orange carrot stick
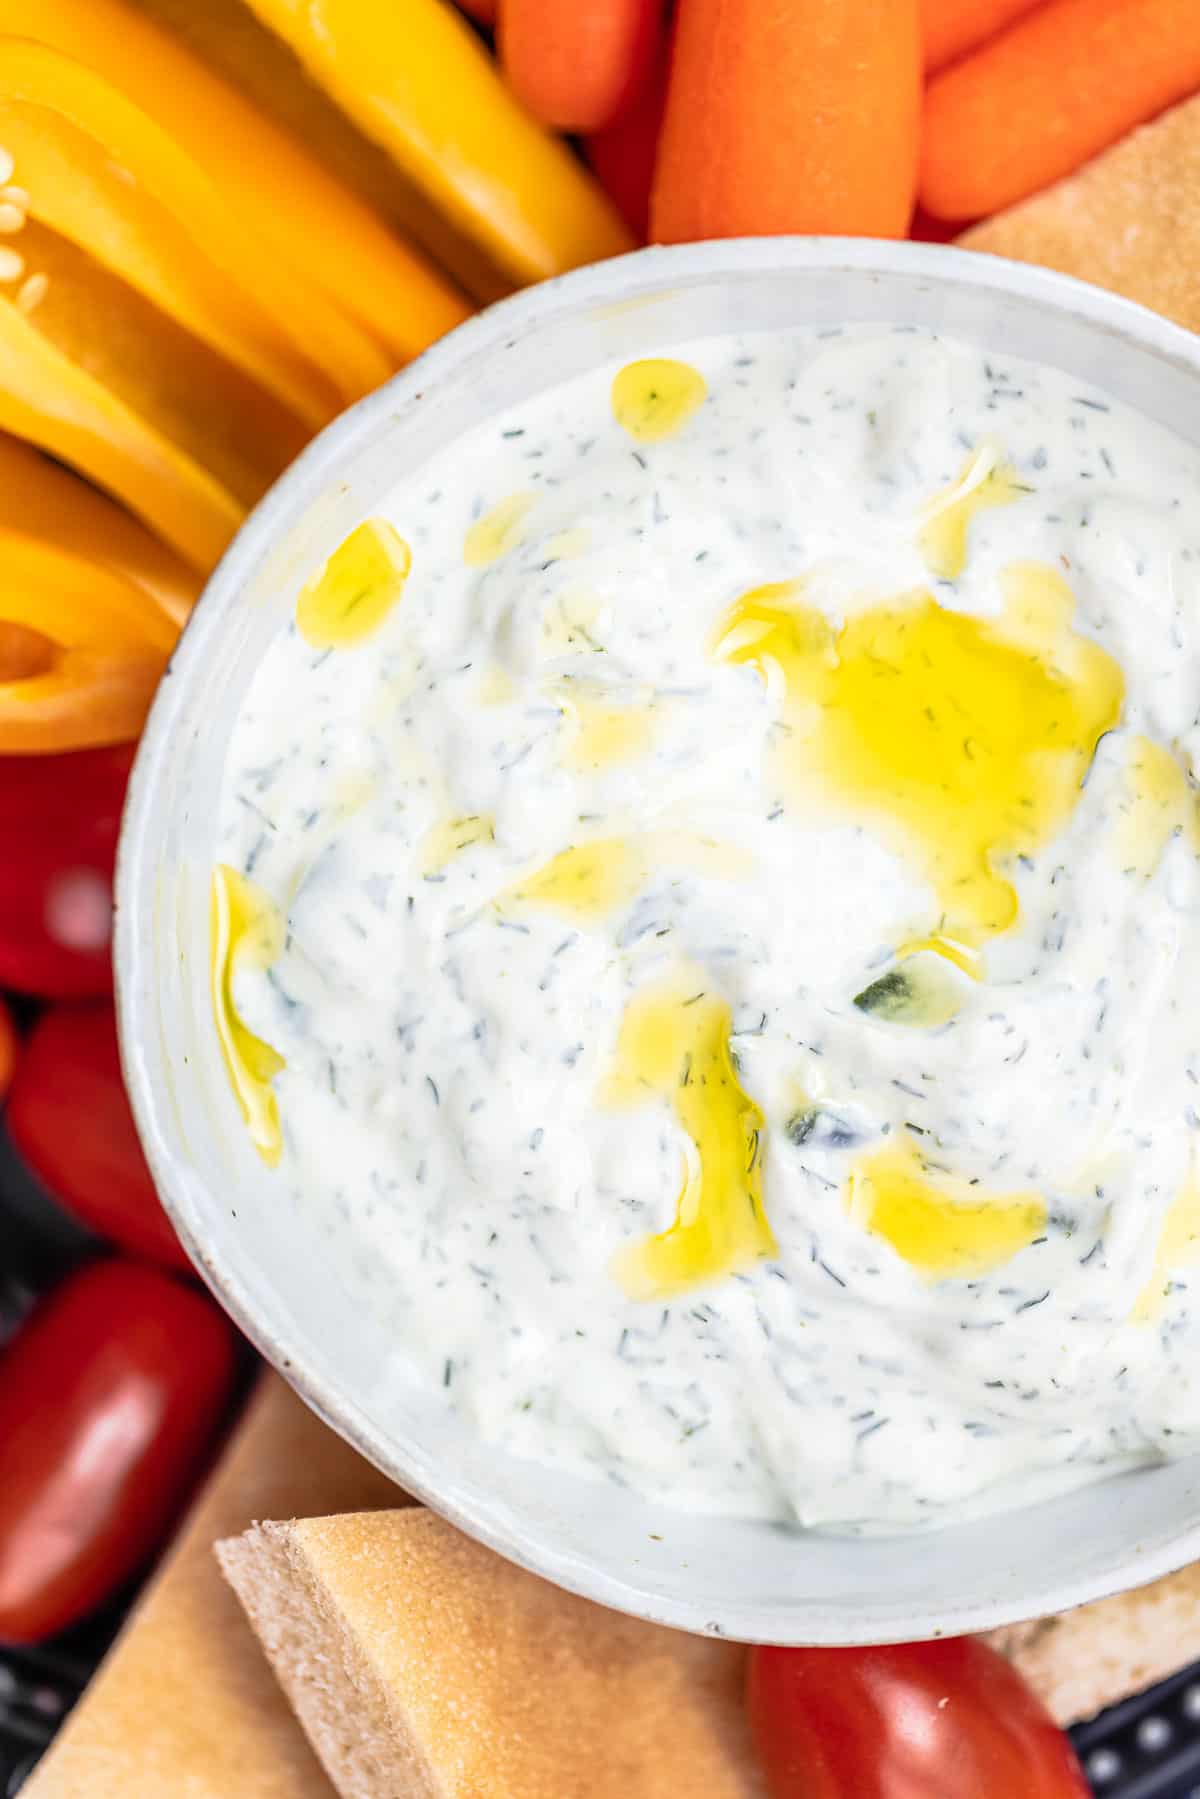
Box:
[922,0,1046,73]
[921,0,1200,221]
[650,0,921,243]
[500,0,661,134]
[586,49,668,240]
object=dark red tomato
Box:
[747,1639,1090,1799]
[909,206,965,245]
[0,995,14,1103]
[0,1259,238,1643]
[585,50,668,241]
[6,1001,189,1270]
[0,743,133,997]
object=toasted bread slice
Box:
[962,91,1200,335]
[219,1509,764,1799]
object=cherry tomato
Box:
[0,994,14,1102]
[0,1259,238,1643]
[6,1001,188,1270]
[0,744,133,997]
[747,1639,1090,1799]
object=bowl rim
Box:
[117,236,1200,1643]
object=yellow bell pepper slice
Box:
[0,96,341,429]
[0,294,243,571]
[0,433,200,630]
[0,39,393,409]
[236,0,633,286]
[0,530,173,751]
[7,0,471,360]
[15,218,308,511]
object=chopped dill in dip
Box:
[216,325,1200,1532]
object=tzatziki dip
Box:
[214,324,1200,1532]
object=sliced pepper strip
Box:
[18,216,310,511]
[237,0,633,285]
[0,434,199,630]
[0,531,178,654]
[0,531,173,751]
[0,39,392,408]
[0,743,132,993]
[0,294,243,569]
[0,643,165,753]
[7,0,471,361]
[1,98,341,429]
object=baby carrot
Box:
[921,0,1200,221]
[586,50,668,240]
[922,0,1045,73]
[651,0,921,243]
[500,0,661,133]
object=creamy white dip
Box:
[215,325,1200,1531]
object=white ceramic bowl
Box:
[117,238,1200,1644]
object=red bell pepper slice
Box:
[0,743,132,997]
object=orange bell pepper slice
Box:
[8,0,471,361]
[0,531,174,752]
[0,636,165,754]
[0,434,199,631]
[236,0,633,285]
[0,293,243,571]
[0,534,177,656]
